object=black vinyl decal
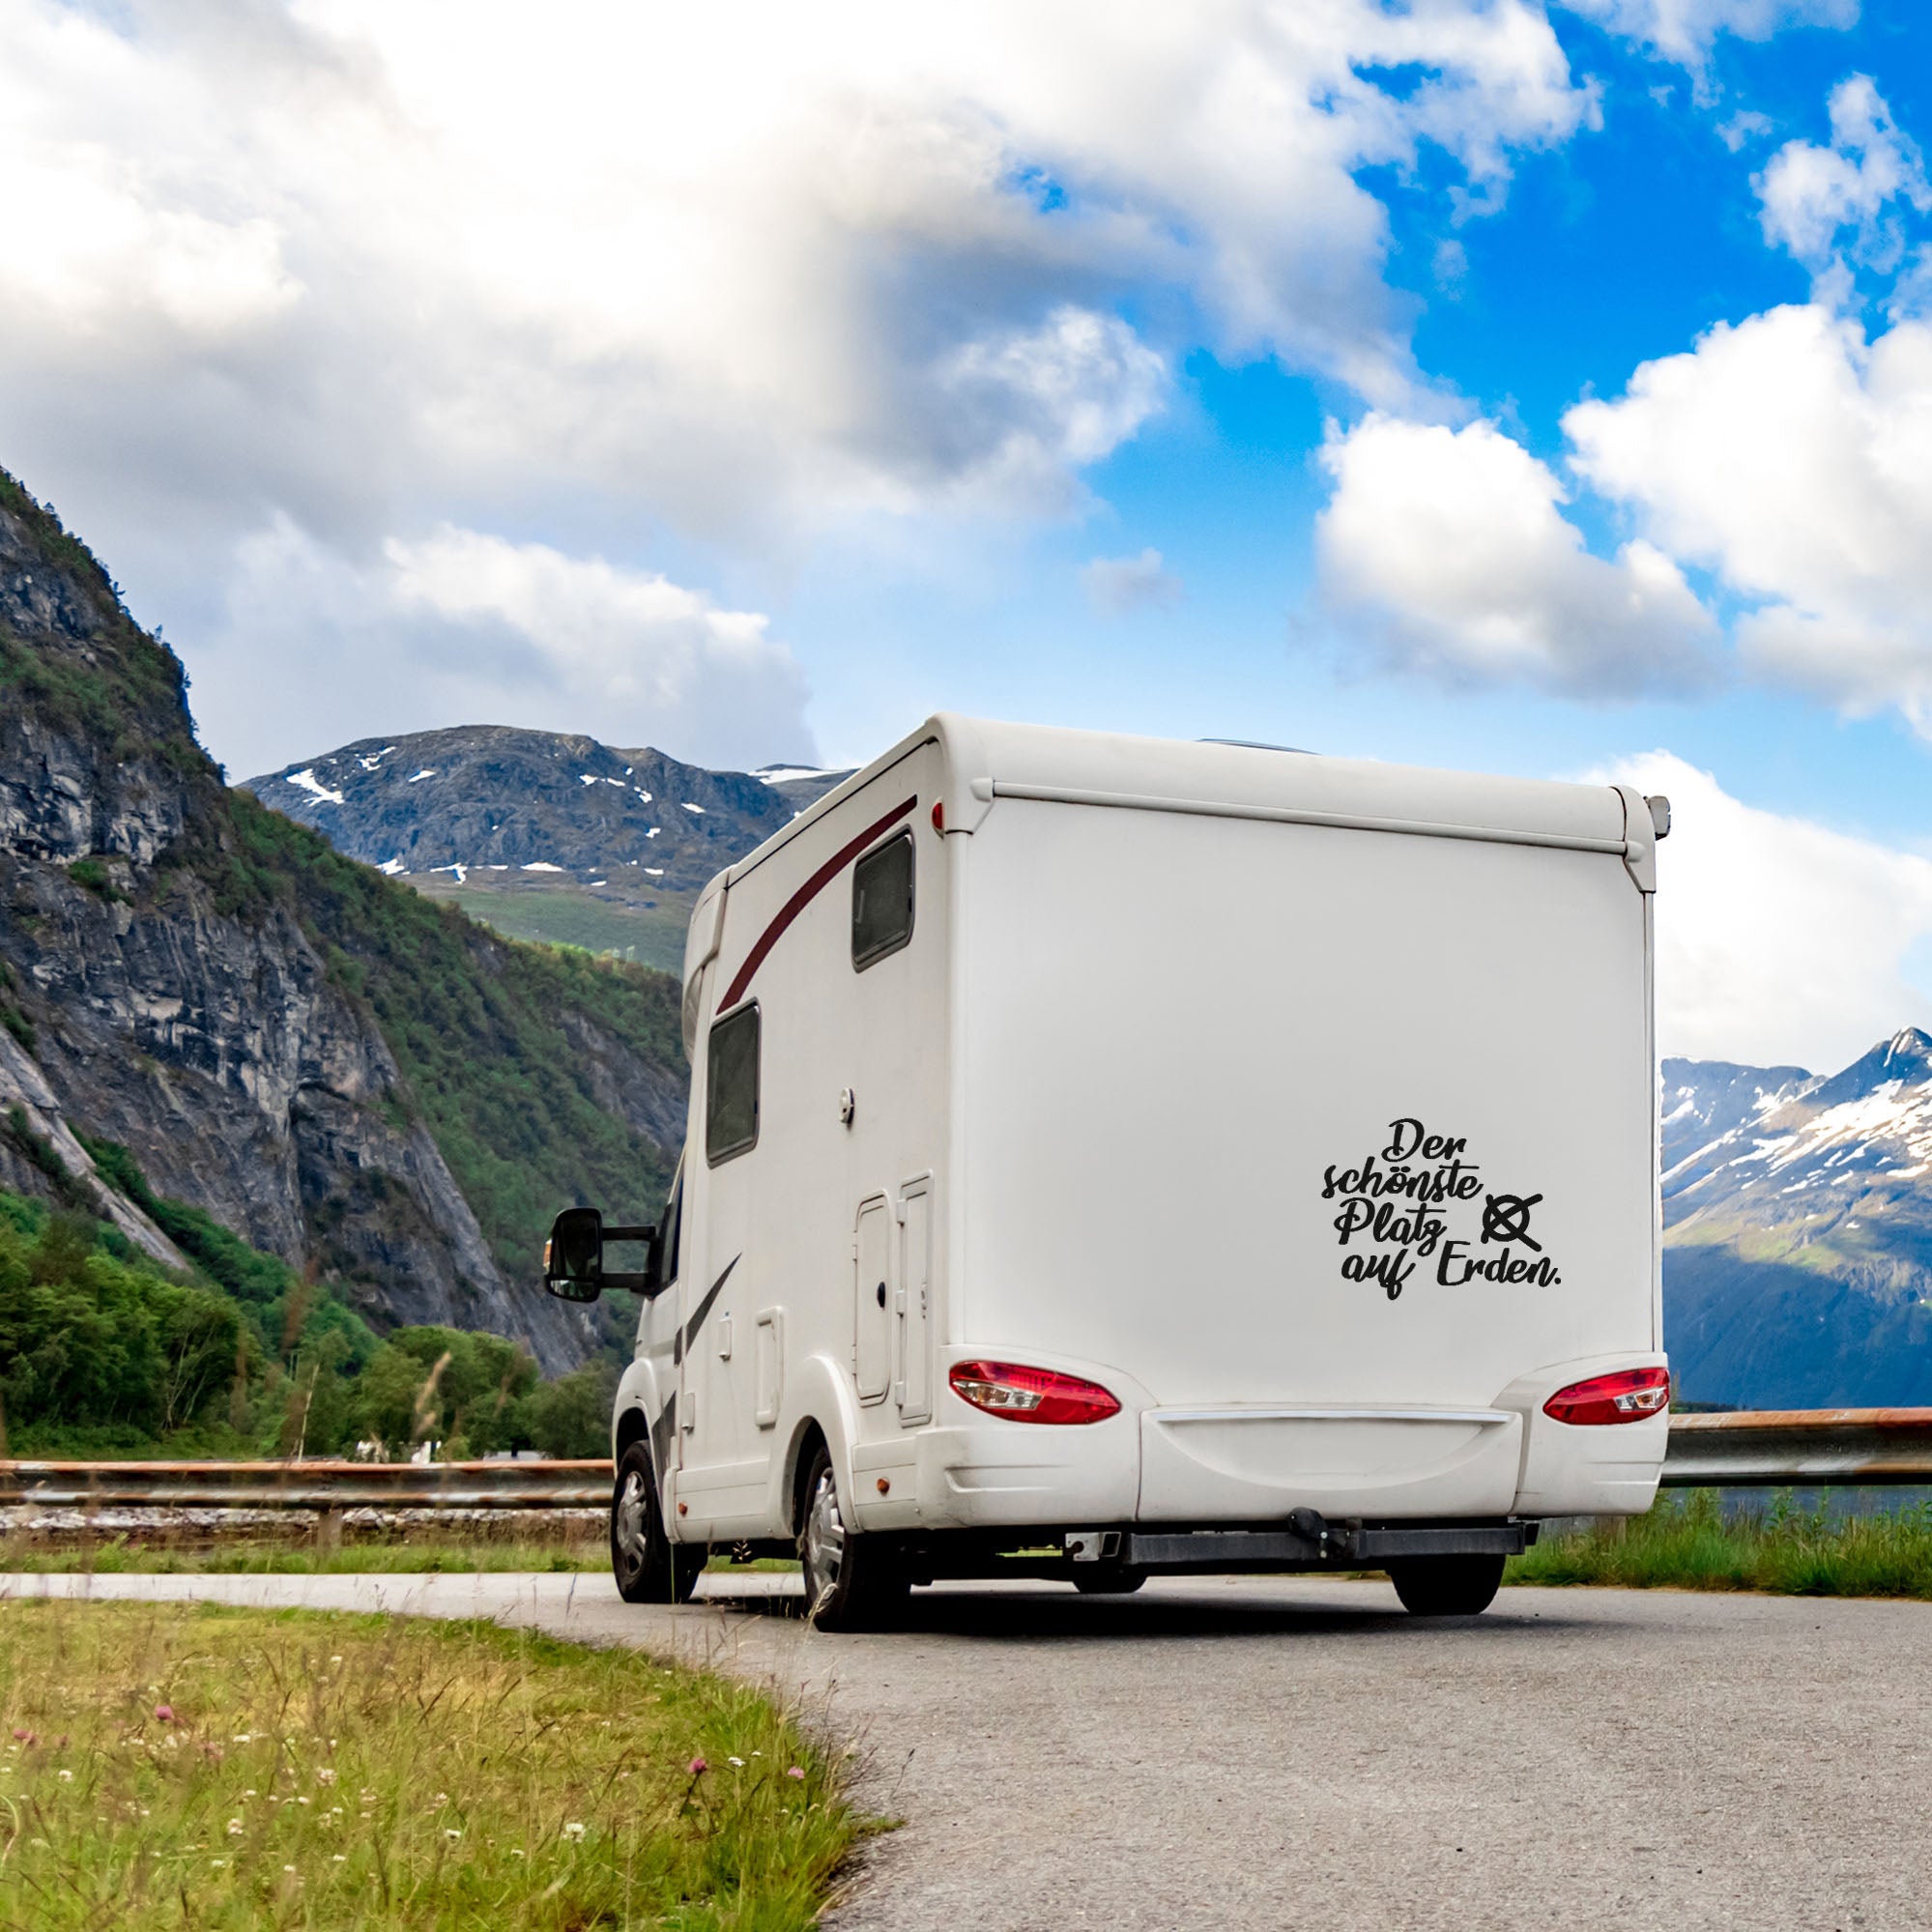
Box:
[673,1254,739,1366]
[1320,1117,1562,1302]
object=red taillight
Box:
[1543,1366,1670,1427]
[948,1360,1120,1426]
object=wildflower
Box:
[57,1770,73,1782]
[446,1828,462,1840]
[283,1864,298,1875]
[210,1859,226,1868]
[360,1790,378,1803]
[562,1822,586,1842]
[12,1730,34,1746]
[332,1855,347,1862]
[786,1766,805,1780]
[728,1755,745,1768]
[228,1820,244,1836]
[687,1757,706,1775]
[329,1656,342,1666]
[155,1705,174,1723]
[244,1789,258,1798]
[510,1848,525,1860]
[316,1768,336,1784]
[233,1734,252,1744]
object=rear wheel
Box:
[1388,1554,1505,1617]
[1072,1566,1147,1596]
[611,1440,705,1605]
[798,1444,908,1631]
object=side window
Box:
[852,830,915,970]
[706,1003,760,1165]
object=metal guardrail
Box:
[5,1411,1932,1516]
[0,1458,614,1513]
[1660,1409,1932,1486]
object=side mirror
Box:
[543,1206,606,1302]
[542,1207,661,1302]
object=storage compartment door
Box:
[896,1179,933,1424]
[854,1196,891,1403]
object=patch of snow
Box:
[587,879,607,886]
[633,789,652,802]
[624,766,633,776]
[646,826,660,839]
[604,777,625,787]
[431,863,469,884]
[357,746,396,771]
[645,867,664,877]
[580,773,600,787]
[285,767,345,806]
[407,768,437,784]
[378,856,406,876]
[521,861,565,873]
[681,801,706,814]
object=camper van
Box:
[544,716,1670,1627]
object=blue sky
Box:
[4,1,1932,1066]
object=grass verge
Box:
[0,1530,802,1578]
[0,1598,859,1929]
[1508,1489,1932,1600]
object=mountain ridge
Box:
[0,469,684,1372]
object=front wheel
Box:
[1388,1553,1505,1617]
[797,1444,908,1631]
[611,1441,705,1605]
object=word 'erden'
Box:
[1321,1117,1560,1300]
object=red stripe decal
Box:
[718,796,917,1010]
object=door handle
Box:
[717,1314,733,1361]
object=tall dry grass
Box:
[0,1598,859,1929]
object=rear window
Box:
[852,831,915,969]
[706,1004,760,1165]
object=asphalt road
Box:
[6,1569,1923,1930]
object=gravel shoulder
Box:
[7,1569,1925,1931]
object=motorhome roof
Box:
[714,713,1638,896]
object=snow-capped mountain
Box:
[238,726,851,969]
[1662,1030,1932,1407]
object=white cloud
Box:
[1314,414,1718,695]
[1566,303,1932,732]
[1082,548,1183,615]
[1560,0,1856,72]
[1754,75,1930,285]
[1600,753,1932,1070]
[192,520,810,777]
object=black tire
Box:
[1388,1553,1505,1617]
[611,1440,705,1605]
[1072,1567,1147,1596]
[797,1443,908,1631]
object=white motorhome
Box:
[544,716,1671,1626]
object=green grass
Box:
[408,879,694,974]
[1508,1488,1932,1600]
[0,1527,801,1580]
[0,1599,861,1929]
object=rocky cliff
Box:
[0,472,680,1372]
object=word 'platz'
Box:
[1320,1117,1561,1302]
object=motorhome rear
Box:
[545,716,1671,1626]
